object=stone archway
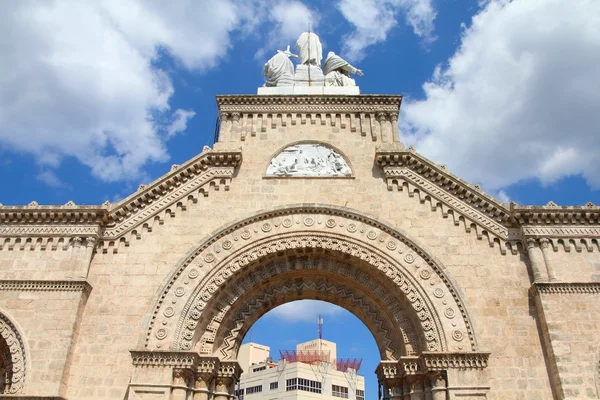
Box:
[130,205,490,400]
[0,310,27,395]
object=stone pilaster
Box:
[539,238,558,281]
[525,238,546,282]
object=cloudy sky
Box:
[1,0,599,206]
[2,1,598,397]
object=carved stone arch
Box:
[144,204,478,358]
[0,309,27,394]
[264,140,354,177]
[197,252,423,361]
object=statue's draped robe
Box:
[263,52,295,87]
[296,32,323,66]
[323,52,359,87]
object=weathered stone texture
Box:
[0,95,598,399]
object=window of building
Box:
[246,385,263,395]
[253,366,266,372]
[286,378,322,393]
[235,388,244,400]
[270,381,278,390]
[332,384,349,398]
[356,389,365,400]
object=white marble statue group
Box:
[264,31,363,88]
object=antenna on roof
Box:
[318,314,323,340]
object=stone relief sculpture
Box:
[263,46,296,87]
[323,51,363,87]
[266,144,352,177]
[261,30,363,88]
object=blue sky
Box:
[1,1,599,397]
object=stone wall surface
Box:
[0,95,598,399]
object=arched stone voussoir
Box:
[143,204,478,355]
[0,309,28,395]
[197,255,419,361]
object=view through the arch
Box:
[240,300,379,400]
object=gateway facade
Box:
[1,32,600,400]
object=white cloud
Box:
[266,300,345,323]
[255,0,319,61]
[167,109,196,138]
[0,1,260,182]
[337,0,436,61]
[37,170,70,189]
[403,0,600,191]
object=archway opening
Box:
[239,299,380,400]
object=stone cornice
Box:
[375,147,510,223]
[0,280,91,293]
[130,351,200,368]
[421,352,490,371]
[375,147,600,249]
[216,94,402,114]
[0,149,242,247]
[512,202,600,225]
[530,282,600,297]
[107,149,241,223]
[130,351,239,379]
[0,206,107,226]
[376,352,490,379]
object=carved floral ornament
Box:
[143,205,478,358]
[0,311,27,394]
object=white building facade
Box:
[237,340,365,400]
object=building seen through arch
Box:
[1,29,600,400]
[236,337,365,400]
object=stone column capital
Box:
[525,238,538,249]
[376,111,388,122]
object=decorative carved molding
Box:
[130,351,200,368]
[530,282,600,297]
[0,280,92,293]
[0,280,91,293]
[375,149,515,254]
[144,205,477,356]
[0,311,27,394]
[376,352,489,380]
[375,148,600,253]
[0,149,242,250]
[216,94,402,113]
[203,266,415,361]
[512,202,600,226]
[421,352,490,371]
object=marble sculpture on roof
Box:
[261,30,363,93]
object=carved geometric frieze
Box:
[0,280,91,293]
[530,282,600,297]
[216,94,402,114]
[203,267,416,361]
[143,205,478,356]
